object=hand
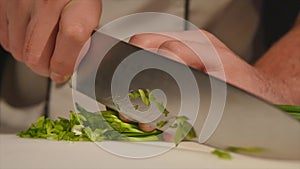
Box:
[0,0,102,83]
[128,30,285,102]
[121,30,295,131]
[115,29,299,132]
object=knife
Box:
[73,31,300,160]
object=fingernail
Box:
[63,75,71,82]
[50,72,70,83]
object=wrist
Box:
[253,69,298,105]
[224,64,295,105]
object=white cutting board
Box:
[1,134,299,169]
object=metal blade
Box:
[74,32,300,160]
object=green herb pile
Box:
[18,89,196,144]
[18,104,162,142]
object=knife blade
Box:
[73,31,300,160]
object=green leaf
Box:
[211,150,232,160]
[162,109,169,117]
[83,127,96,141]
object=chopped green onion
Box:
[226,146,264,153]
[211,150,232,160]
[19,89,196,145]
[156,120,168,128]
[138,89,150,106]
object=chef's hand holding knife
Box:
[1,0,299,132]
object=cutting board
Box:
[1,134,299,169]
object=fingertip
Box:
[50,57,74,78]
[119,113,133,123]
[50,72,71,83]
[138,123,155,132]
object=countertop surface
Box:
[1,134,299,169]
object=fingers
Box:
[6,0,32,61]
[2,0,101,81]
[138,123,155,132]
[0,0,9,51]
[49,0,101,83]
[119,113,133,123]
[23,0,70,76]
[119,113,156,132]
[157,40,205,71]
[129,33,205,71]
[129,33,173,51]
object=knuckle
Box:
[60,23,88,43]
[129,34,148,45]
[129,33,157,47]
[159,40,183,52]
[129,34,143,43]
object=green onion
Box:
[276,105,300,120]
[226,146,264,153]
[276,105,300,113]
[18,105,162,142]
[138,89,150,106]
[211,150,232,160]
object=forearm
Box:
[254,14,300,105]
